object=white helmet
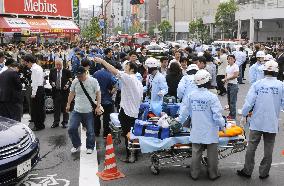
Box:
[194,69,211,85]
[187,64,199,72]
[256,51,266,58]
[145,57,159,68]
[264,54,274,61]
[263,60,279,72]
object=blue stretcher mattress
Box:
[110,114,244,153]
[130,131,243,153]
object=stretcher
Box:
[128,133,247,175]
[110,113,247,174]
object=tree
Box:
[158,20,172,41]
[81,17,102,41]
[113,26,125,35]
[188,18,209,44]
[148,25,156,37]
[128,23,143,34]
[215,0,238,39]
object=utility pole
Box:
[101,0,104,43]
[145,0,147,32]
[104,0,112,46]
[173,3,176,41]
[93,4,95,17]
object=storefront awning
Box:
[46,19,80,33]
[0,17,80,33]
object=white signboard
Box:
[4,17,30,28]
[46,19,78,29]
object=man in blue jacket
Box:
[249,51,266,84]
[179,69,225,180]
[144,57,168,102]
[237,60,284,179]
[93,68,117,138]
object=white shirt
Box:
[217,54,228,75]
[117,71,143,118]
[235,51,246,66]
[226,63,239,84]
[0,66,8,74]
[31,63,45,96]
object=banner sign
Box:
[73,0,80,26]
[3,0,73,17]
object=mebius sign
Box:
[3,0,73,17]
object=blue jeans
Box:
[227,83,238,119]
[68,111,95,150]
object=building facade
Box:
[146,0,161,31]
[235,0,284,43]
[160,0,221,41]
[79,7,93,29]
[0,0,79,43]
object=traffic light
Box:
[130,0,144,5]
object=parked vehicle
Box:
[0,117,40,185]
[146,44,165,59]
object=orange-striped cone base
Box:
[97,134,125,181]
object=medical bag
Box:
[133,120,170,140]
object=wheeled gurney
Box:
[109,113,247,174]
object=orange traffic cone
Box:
[282,150,284,156]
[97,134,125,181]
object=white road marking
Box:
[220,161,284,169]
[79,127,100,186]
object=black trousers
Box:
[25,86,33,120]
[216,75,226,94]
[94,104,114,137]
[53,90,69,125]
[114,90,121,111]
[31,86,45,128]
[118,107,136,157]
[0,102,22,122]
[242,61,247,78]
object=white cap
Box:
[264,54,274,61]
[136,48,141,53]
[197,52,204,57]
[187,64,199,71]
[263,60,279,72]
[256,51,266,58]
[194,69,211,85]
[145,57,159,68]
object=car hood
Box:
[0,117,28,147]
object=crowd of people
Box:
[0,40,284,180]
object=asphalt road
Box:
[98,79,284,186]
[16,71,284,186]
[17,115,80,186]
